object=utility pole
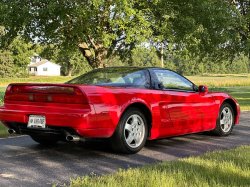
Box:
[161,42,164,68]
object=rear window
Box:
[66,67,150,88]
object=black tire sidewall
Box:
[116,108,148,154]
[216,103,235,136]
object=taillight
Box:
[4,85,88,104]
[4,85,13,100]
[6,85,12,92]
[74,88,83,95]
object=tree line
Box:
[108,49,250,75]
[0,38,249,78]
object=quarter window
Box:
[153,70,193,91]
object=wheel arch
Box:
[222,98,238,122]
[120,102,152,139]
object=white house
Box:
[28,57,61,76]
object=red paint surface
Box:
[0,83,240,139]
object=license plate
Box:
[27,115,46,129]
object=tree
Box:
[153,0,241,62]
[56,48,92,76]
[39,44,92,76]
[1,0,243,69]
[0,50,15,78]
[0,1,158,69]
[228,0,250,59]
[10,38,34,73]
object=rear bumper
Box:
[0,102,115,138]
[0,102,96,128]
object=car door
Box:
[151,69,216,130]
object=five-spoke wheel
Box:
[211,103,235,136]
[124,114,145,149]
[109,107,148,154]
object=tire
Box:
[211,103,235,136]
[109,107,148,154]
[30,135,58,145]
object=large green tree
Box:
[227,0,250,59]
[0,0,243,68]
[0,0,157,69]
[153,0,241,62]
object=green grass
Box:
[0,74,249,87]
[207,87,250,111]
[60,145,250,187]
[0,87,5,106]
[188,74,250,87]
[0,76,75,87]
[224,87,250,111]
[0,122,9,138]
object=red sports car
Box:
[0,67,240,153]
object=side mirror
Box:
[198,85,208,96]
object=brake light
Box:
[12,85,76,94]
[4,85,13,100]
[4,85,88,104]
[74,88,83,95]
[6,85,12,92]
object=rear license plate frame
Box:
[27,115,46,129]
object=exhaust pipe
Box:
[66,135,82,142]
[8,129,16,134]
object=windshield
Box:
[65,67,150,88]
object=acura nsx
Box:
[0,67,240,153]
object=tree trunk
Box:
[161,42,164,68]
[78,42,108,69]
[68,61,72,76]
[68,69,72,76]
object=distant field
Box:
[0,76,75,87]
[188,74,250,87]
[0,74,249,87]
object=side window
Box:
[126,71,146,85]
[153,70,193,91]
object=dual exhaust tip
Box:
[8,129,16,134]
[66,135,80,142]
[8,129,84,142]
[66,135,85,142]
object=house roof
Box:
[28,59,61,67]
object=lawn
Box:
[0,74,249,87]
[61,145,250,187]
[188,74,250,87]
[0,76,75,87]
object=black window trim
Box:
[65,67,152,89]
[148,68,199,93]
